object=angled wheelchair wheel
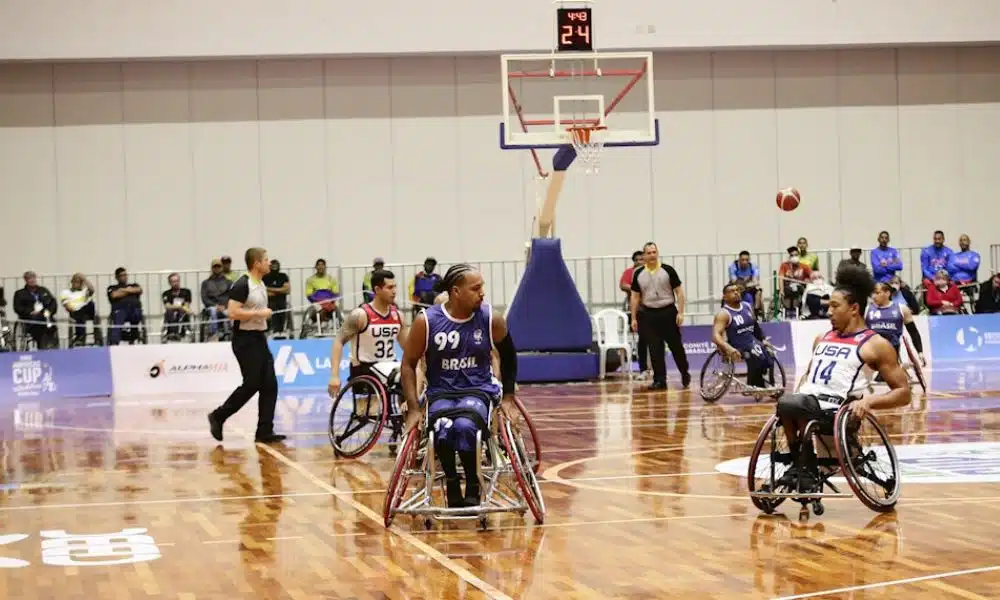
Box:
[512,396,542,473]
[700,350,734,403]
[833,406,900,513]
[903,336,927,393]
[500,418,545,524]
[328,375,388,459]
[383,427,421,528]
[747,414,792,514]
[769,357,788,394]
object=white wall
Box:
[1,47,999,277]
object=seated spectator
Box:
[889,275,920,315]
[803,272,833,320]
[975,273,1000,314]
[263,259,291,334]
[13,271,59,349]
[924,269,963,315]
[410,256,442,319]
[60,273,100,347]
[306,258,341,320]
[778,246,812,318]
[871,231,903,283]
[162,273,193,341]
[920,230,953,281]
[728,251,763,316]
[201,259,232,340]
[220,255,238,283]
[106,267,144,345]
[948,234,980,285]
[836,245,866,276]
[362,257,385,303]
[796,237,819,271]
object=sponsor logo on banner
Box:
[716,441,1000,484]
[667,322,793,371]
[148,359,229,379]
[273,345,316,384]
[267,339,402,389]
[930,314,1000,361]
[0,348,113,403]
[110,343,239,396]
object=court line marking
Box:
[771,565,1000,600]
[244,430,513,600]
[0,491,335,512]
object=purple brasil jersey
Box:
[424,303,500,398]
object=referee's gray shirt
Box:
[228,274,269,333]
[631,264,682,309]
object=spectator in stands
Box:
[201,259,232,341]
[410,256,442,319]
[362,257,385,303]
[220,255,238,282]
[920,230,953,281]
[975,273,1000,314]
[107,267,144,345]
[803,272,833,320]
[836,245,866,276]
[924,269,963,315]
[306,259,341,322]
[778,246,812,319]
[889,275,921,315]
[13,271,58,349]
[728,251,763,316]
[948,233,980,285]
[620,250,648,377]
[871,231,903,284]
[60,273,100,347]
[162,273,193,341]
[796,237,819,271]
[263,259,290,334]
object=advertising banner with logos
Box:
[267,339,404,391]
[929,314,1000,362]
[667,322,794,373]
[0,348,113,405]
[110,342,241,397]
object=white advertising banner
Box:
[110,343,241,397]
[790,315,932,368]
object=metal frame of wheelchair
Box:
[699,342,788,403]
[299,303,343,339]
[382,404,545,531]
[748,402,901,519]
[329,364,542,473]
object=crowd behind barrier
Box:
[3,313,1000,404]
[3,244,997,351]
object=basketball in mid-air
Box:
[776,187,801,211]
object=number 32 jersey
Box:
[799,329,878,400]
[355,303,402,365]
[423,302,501,399]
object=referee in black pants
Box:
[630,242,690,390]
[208,247,286,444]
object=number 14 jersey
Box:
[355,303,402,365]
[798,329,878,400]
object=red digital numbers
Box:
[560,24,591,46]
[566,10,588,22]
[557,7,593,51]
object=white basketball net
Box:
[569,126,607,174]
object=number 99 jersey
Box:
[355,303,402,365]
[798,329,878,401]
[423,302,501,399]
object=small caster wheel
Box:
[479,517,489,531]
[812,500,824,516]
[424,518,433,530]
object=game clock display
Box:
[556,8,593,52]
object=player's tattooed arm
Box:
[337,308,366,343]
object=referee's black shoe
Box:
[255,433,287,444]
[649,381,667,391]
[208,411,224,442]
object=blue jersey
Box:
[723,301,758,351]
[865,301,903,350]
[423,303,500,399]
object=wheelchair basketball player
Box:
[776,265,912,490]
[712,282,774,388]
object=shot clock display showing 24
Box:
[556,7,593,52]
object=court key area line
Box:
[771,564,1000,599]
[239,429,514,600]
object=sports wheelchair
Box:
[747,399,901,519]
[699,339,787,403]
[382,396,545,531]
[329,364,541,471]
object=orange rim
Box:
[567,125,607,146]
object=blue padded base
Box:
[506,238,592,352]
[516,352,598,383]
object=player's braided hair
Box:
[435,263,476,295]
[834,263,875,313]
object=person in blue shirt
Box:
[948,234,980,285]
[870,231,903,284]
[727,250,762,316]
[920,230,953,281]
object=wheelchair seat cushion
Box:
[369,361,402,388]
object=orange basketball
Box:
[776,187,801,211]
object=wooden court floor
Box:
[3,364,1000,599]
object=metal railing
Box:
[2,244,996,345]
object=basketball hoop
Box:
[568,125,607,174]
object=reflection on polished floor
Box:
[3,363,1000,598]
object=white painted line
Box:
[0,491,332,512]
[771,565,1000,599]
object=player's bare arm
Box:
[900,305,927,365]
[853,335,912,417]
[712,310,740,361]
[400,312,428,431]
[795,335,822,392]
[327,308,368,397]
[490,310,519,423]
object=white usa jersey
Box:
[798,329,878,400]
[354,303,402,365]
